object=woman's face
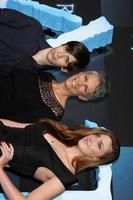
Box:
[78,133,112,160]
[64,72,100,100]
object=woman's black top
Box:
[0,69,64,122]
[0,121,77,188]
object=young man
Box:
[0,8,90,73]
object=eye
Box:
[98,142,102,149]
[65,57,69,64]
[83,75,88,95]
[84,74,88,81]
[84,85,88,95]
[97,133,101,137]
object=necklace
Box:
[53,90,62,104]
[38,76,64,118]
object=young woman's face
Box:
[47,45,77,69]
[78,133,112,160]
[64,72,100,100]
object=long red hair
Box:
[39,118,120,172]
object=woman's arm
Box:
[0,118,31,128]
[0,142,65,200]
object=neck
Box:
[66,145,82,158]
[65,145,83,171]
[32,48,52,65]
[52,81,71,107]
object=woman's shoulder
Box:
[25,121,55,133]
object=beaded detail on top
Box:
[38,75,64,118]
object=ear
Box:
[78,95,89,101]
[61,67,68,73]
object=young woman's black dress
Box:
[0,121,76,188]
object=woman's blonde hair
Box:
[39,118,120,172]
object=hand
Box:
[0,142,14,169]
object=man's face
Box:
[47,45,77,70]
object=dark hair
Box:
[39,118,120,172]
[63,41,90,72]
[85,71,111,100]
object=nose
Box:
[80,81,88,85]
[57,52,67,58]
[89,135,99,143]
[77,81,87,88]
[57,52,63,58]
[78,74,87,84]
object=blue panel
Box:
[47,16,114,51]
[112,147,133,200]
[6,0,82,32]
